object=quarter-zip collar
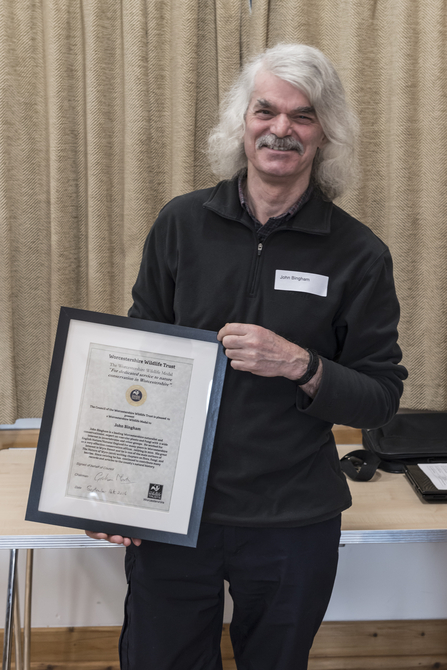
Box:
[203,177,333,236]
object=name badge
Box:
[274,270,328,297]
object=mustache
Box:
[256,134,304,155]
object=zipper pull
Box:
[257,242,263,256]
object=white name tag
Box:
[274,270,329,297]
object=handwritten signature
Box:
[93,471,135,484]
[116,473,135,483]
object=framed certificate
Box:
[26,307,227,547]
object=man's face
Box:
[243,70,326,184]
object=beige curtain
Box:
[0,0,446,424]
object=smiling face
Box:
[243,70,326,187]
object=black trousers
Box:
[119,516,341,670]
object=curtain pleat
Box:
[0,0,50,421]
[0,0,446,423]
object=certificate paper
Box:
[26,308,226,547]
[66,344,193,511]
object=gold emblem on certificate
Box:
[65,343,193,512]
[126,385,147,406]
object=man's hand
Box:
[217,323,306,379]
[217,323,323,397]
[85,531,141,547]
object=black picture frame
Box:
[26,307,227,547]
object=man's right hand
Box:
[85,531,141,547]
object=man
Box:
[88,44,407,669]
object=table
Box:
[338,444,447,543]
[0,447,113,550]
[0,447,117,670]
[2,443,447,669]
[4,444,447,550]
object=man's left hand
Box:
[217,323,310,380]
[217,323,323,397]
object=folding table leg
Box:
[13,570,22,670]
[2,549,17,670]
[23,549,33,670]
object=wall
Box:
[1,542,447,628]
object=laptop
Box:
[405,463,447,503]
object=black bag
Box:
[340,413,447,481]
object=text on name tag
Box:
[274,270,328,297]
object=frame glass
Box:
[26,307,227,547]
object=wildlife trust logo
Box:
[147,483,163,500]
[125,384,147,406]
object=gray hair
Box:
[207,43,359,200]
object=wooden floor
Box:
[2,620,447,669]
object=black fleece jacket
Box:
[129,178,408,527]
